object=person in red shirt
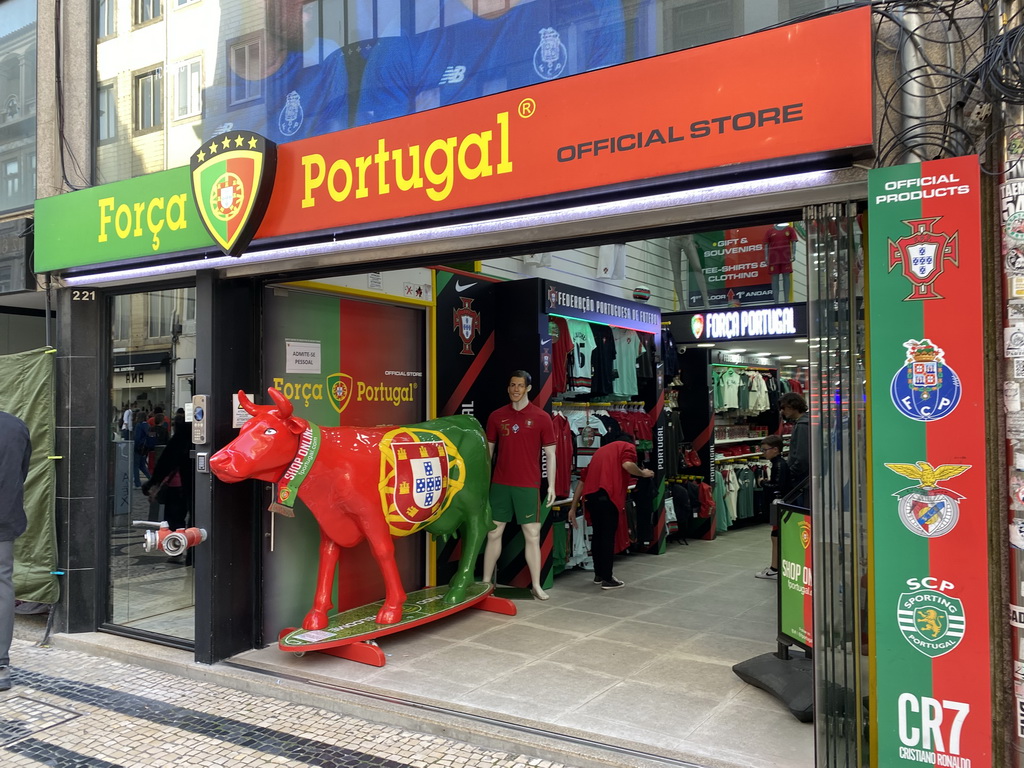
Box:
[567,435,653,589]
[483,371,557,600]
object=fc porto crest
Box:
[533,27,568,80]
[452,297,481,355]
[887,216,959,300]
[326,372,354,414]
[884,461,970,537]
[897,584,965,658]
[190,132,277,256]
[890,339,961,421]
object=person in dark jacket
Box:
[779,391,810,507]
[142,416,193,532]
[755,435,788,580]
[0,410,31,691]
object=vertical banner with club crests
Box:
[867,156,991,767]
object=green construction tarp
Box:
[0,347,58,604]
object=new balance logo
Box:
[438,65,467,85]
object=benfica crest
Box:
[453,297,481,355]
[190,132,277,257]
[887,216,959,300]
[326,372,354,414]
[884,461,969,537]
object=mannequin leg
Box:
[772,273,782,303]
[481,521,506,583]
[521,522,549,600]
[783,272,792,302]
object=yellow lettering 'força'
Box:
[97,193,188,251]
[301,111,513,210]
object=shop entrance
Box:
[227,207,864,768]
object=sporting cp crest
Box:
[326,372,355,414]
[884,461,970,537]
[890,339,961,421]
[897,588,965,657]
[887,216,959,300]
[452,297,481,355]
[190,132,277,257]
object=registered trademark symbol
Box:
[518,99,536,119]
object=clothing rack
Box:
[551,400,646,409]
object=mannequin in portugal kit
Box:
[483,371,557,600]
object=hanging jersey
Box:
[564,410,608,468]
[549,316,572,395]
[590,324,617,397]
[551,414,575,498]
[356,0,626,125]
[611,327,639,398]
[565,319,596,394]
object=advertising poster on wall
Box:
[683,224,802,308]
[866,156,991,768]
[261,288,426,636]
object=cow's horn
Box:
[268,387,293,418]
[237,390,258,416]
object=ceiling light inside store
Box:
[776,355,793,360]
[794,338,809,343]
[730,349,747,353]
[797,359,809,362]
[696,343,716,348]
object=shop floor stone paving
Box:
[0,638,579,768]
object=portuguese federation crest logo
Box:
[897,586,965,657]
[691,314,705,340]
[326,373,355,414]
[890,339,961,421]
[453,297,481,356]
[887,216,959,300]
[190,132,277,256]
[884,461,970,537]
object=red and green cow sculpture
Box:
[209,388,491,628]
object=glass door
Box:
[107,286,197,643]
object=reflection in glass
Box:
[0,0,36,213]
[108,286,196,642]
[93,0,843,181]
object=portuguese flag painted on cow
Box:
[866,155,991,767]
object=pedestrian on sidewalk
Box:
[0,409,32,692]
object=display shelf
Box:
[715,436,769,444]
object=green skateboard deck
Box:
[278,582,515,666]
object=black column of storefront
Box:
[193,272,260,664]
[54,288,106,633]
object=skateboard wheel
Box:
[293,651,305,658]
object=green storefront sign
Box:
[34,166,214,271]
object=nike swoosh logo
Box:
[455,281,475,292]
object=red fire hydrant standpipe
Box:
[132,521,208,556]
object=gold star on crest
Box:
[248,136,258,149]
[221,136,232,149]
[208,141,218,154]
[234,134,244,147]
[196,150,206,163]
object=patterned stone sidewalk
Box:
[0,639,577,768]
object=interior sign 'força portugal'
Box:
[190,132,277,257]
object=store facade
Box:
[32,3,1009,766]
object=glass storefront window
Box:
[0,0,37,213]
[93,0,843,182]
[108,286,197,643]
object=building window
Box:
[136,0,162,25]
[174,58,202,119]
[113,295,132,341]
[664,0,739,51]
[97,82,116,142]
[97,0,115,38]
[229,36,262,106]
[148,291,175,338]
[2,159,19,202]
[174,0,199,6]
[134,68,162,132]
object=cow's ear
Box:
[285,416,307,435]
